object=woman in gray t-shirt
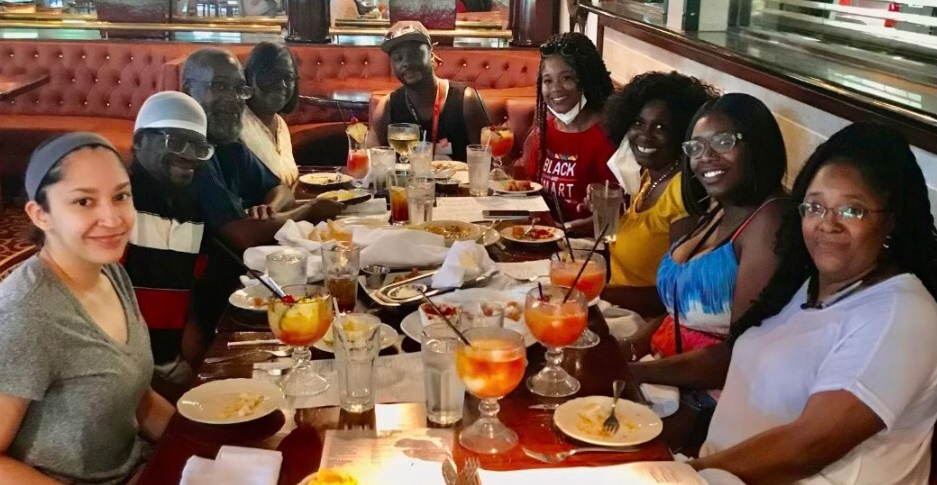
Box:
[0,133,174,484]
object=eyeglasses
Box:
[188,80,254,100]
[158,132,215,161]
[681,132,744,159]
[255,73,297,89]
[798,202,886,221]
[540,42,580,57]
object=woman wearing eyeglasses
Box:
[518,32,616,224]
[633,122,937,484]
[630,93,789,358]
[241,42,300,185]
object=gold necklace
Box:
[635,161,678,207]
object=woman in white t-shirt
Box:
[631,122,937,484]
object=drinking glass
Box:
[421,323,466,425]
[407,176,435,225]
[588,182,624,243]
[267,285,334,396]
[410,141,434,177]
[550,250,607,349]
[387,123,420,164]
[456,327,526,454]
[333,313,381,413]
[459,302,504,329]
[368,146,396,195]
[266,248,308,287]
[346,134,370,181]
[389,175,409,224]
[480,126,514,170]
[466,144,492,197]
[524,285,588,397]
[321,241,361,314]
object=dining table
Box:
[136,170,688,485]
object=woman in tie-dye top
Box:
[648,93,790,357]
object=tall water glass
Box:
[407,176,435,225]
[368,146,396,194]
[410,141,433,177]
[421,323,466,425]
[466,144,492,197]
[266,248,308,287]
[333,313,381,413]
[321,241,361,314]
[589,182,624,243]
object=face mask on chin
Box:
[548,94,587,125]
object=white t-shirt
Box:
[702,274,937,485]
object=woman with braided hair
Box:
[517,32,617,224]
[632,122,937,484]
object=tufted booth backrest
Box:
[0,40,193,121]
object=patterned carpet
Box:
[0,206,37,280]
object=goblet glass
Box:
[550,249,607,349]
[267,285,334,396]
[524,285,588,397]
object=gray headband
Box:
[25,132,121,201]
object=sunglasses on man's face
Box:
[157,132,215,161]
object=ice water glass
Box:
[589,182,624,243]
[368,146,396,194]
[459,302,504,329]
[410,141,433,177]
[333,313,382,413]
[466,144,492,197]
[266,248,308,287]
[407,176,435,225]
[321,241,361,314]
[421,323,466,425]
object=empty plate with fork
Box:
[552,394,663,447]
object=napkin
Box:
[273,219,324,253]
[478,461,711,485]
[597,300,644,340]
[639,354,680,418]
[180,446,282,485]
[355,227,449,268]
[606,138,642,195]
[241,246,323,284]
[340,197,389,216]
[431,240,496,288]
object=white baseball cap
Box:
[134,91,208,136]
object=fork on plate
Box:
[603,379,627,434]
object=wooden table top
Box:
[136,181,679,485]
[0,73,48,101]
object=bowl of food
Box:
[416,220,482,246]
[298,469,357,485]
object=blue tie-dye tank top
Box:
[656,242,738,337]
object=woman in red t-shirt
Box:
[517,32,616,224]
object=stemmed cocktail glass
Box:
[456,327,527,454]
[549,250,607,349]
[267,285,334,396]
[481,125,514,171]
[387,123,420,165]
[524,285,588,397]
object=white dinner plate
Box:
[177,378,285,425]
[299,172,353,187]
[432,160,468,172]
[500,225,565,245]
[399,287,538,347]
[229,285,273,312]
[554,396,663,447]
[489,180,543,195]
[314,323,399,353]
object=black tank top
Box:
[389,81,469,162]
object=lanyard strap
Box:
[405,79,447,159]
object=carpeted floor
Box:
[0,206,37,280]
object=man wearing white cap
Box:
[123,91,214,389]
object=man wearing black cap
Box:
[369,21,490,162]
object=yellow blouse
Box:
[609,171,688,287]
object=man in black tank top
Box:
[369,21,490,162]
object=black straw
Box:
[212,238,287,299]
[418,289,471,346]
[551,191,575,262]
[538,281,544,299]
[562,223,609,303]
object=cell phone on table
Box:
[482,210,530,219]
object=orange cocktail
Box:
[481,125,515,162]
[456,327,527,454]
[267,285,334,396]
[524,285,588,397]
[347,149,369,180]
[550,250,607,302]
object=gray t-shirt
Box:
[0,255,154,484]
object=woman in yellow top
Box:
[603,72,718,293]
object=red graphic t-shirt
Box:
[526,117,616,222]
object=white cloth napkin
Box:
[638,354,680,418]
[273,219,323,253]
[431,240,496,288]
[597,300,644,341]
[340,198,389,216]
[241,246,323,285]
[180,446,282,485]
[606,138,642,195]
[354,227,449,268]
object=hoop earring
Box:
[883,235,892,249]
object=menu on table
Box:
[319,428,453,484]
[433,196,550,222]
